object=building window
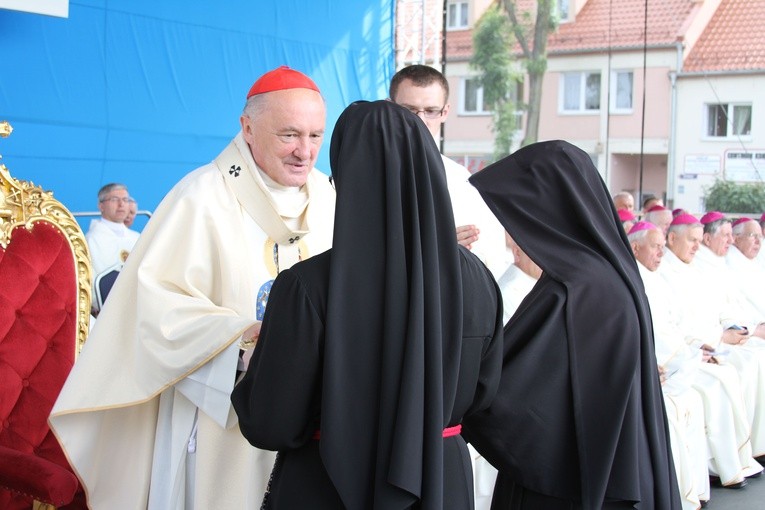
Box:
[610,71,633,112]
[462,78,491,114]
[556,0,571,22]
[706,104,752,137]
[561,72,601,112]
[447,2,468,29]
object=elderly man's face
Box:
[734,221,762,260]
[703,222,733,257]
[668,225,703,264]
[124,200,137,228]
[242,88,326,187]
[648,210,673,236]
[614,194,634,212]
[633,229,666,271]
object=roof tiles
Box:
[684,0,765,72]
[446,0,698,59]
[549,0,696,53]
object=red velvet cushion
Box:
[0,445,78,505]
[0,222,85,508]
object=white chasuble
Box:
[51,131,335,509]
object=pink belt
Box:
[313,424,461,440]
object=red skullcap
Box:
[618,209,636,222]
[247,66,320,99]
[671,213,700,226]
[700,211,725,224]
[672,208,685,216]
[760,212,765,224]
[732,217,754,228]
[647,205,668,213]
[628,221,658,235]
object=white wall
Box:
[673,73,765,213]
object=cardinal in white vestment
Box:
[50,66,336,509]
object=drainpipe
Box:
[667,41,683,208]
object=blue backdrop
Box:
[0,1,394,231]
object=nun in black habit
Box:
[231,100,504,509]
[462,141,681,510]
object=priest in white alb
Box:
[690,212,765,458]
[726,217,765,319]
[50,67,336,509]
[630,220,761,496]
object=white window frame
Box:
[556,0,571,23]
[461,77,491,115]
[609,70,633,114]
[559,71,601,114]
[447,2,469,30]
[704,103,753,140]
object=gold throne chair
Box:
[0,121,92,509]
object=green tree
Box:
[471,0,557,154]
[703,180,765,213]
[471,5,518,159]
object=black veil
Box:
[463,140,680,509]
[321,100,463,509]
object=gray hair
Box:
[242,93,269,120]
[732,220,752,236]
[97,183,128,202]
[703,218,730,235]
[643,210,669,224]
[667,222,700,236]
[242,89,326,120]
[627,228,655,244]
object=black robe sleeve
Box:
[459,247,504,420]
[231,266,324,451]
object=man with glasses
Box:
[665,213,765,464]
[389,65,506,277]
[727,217,765,319]
[86,183,141,312]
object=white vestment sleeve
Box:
[175,342,240,429]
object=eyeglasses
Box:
[741,233,763,240]
[100,197,132,205]
[403,106,446,119]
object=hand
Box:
[456,224,479,249]
[657,365,667,385]
[241,321,262,348]
[721,328,749,346]
[754,323,765,338]
[700,344,715,363]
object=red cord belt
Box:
[312,424,461,440]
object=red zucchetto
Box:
[628,221,658,235]
[670,213,700,226]
[647,205,668,213]
[247,66,320,99]
[700,211,725,224]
